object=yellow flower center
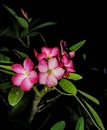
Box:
[25,71,30,76]
[48,69,52,75]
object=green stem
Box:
[55,87,74,96]
[28,86,55,124]
[18,37,29,48]
[27,35,30,47]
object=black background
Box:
[0,0,107,130]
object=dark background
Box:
[0,0,107,130]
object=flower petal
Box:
[38,60,48,72]
[23,58,34,71]
[51,47,59,57]
[11,64,25,73]
[53,67,65,80]
[29,70,38,84]
[48,58,58,69]
[12,73,26,86]
[39,73,48,85]
[20,78,33,91]
[66,68,76,72]
[62,54,69,64]
[34,49,47,61]
[65,60,74,68]
[42,47,51,56]
[47,74,57,87]
[69,51,75,58]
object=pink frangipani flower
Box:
[61,54,75,77]
[34,47,60,61]
[11,58,38,91]
[38,58,65,87]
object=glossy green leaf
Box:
[16,17,28,29]
[13,49,28,58]
[30,22,57,31]
[0,65,12,70]
[8,87,24,106]
[68,73,83,80]
[3,4,18,17]
[78,89,100,105]
[3,4,28,29]
[0,69,15,75]
[29,31,39,37]
[83,99,105,130]
[0,53,10,61]
[10,95,31,117]
[75,116,84,130]
[50,120,66,130]
[59,78,77,95]
[69,40,86,51]
[0,82,13,90]
[0,61,13,64]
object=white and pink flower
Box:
[11,58,38,91]
[34,46,60,61]
[38,57,65,87]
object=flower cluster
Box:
[11,40,75,91]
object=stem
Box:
[27,35,30,47]
[18,37,29,48]
[55,87,74,96]
[28,86,55,124]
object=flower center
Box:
[47,55,52,59]
[25,71,30,76]
[48,69,52,75]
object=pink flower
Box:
[60,39,75,58]
[61,54,75,77]
[34,47,60,61]
[59,40,76,77]
[11,58,38,91]
[38,58,65,87]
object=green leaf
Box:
[13,49,28,58]
[50,120,66,130]
[10,95,31,117]
[83,99,105,130]
[0,82,13,90]
[0,53,10,61]
[3,29,17,38]
[3,4,28,29]
[29,31,39,37]
[0,68,15,75]
[0,64,12,70]
[29,17,40,28]
[68,73,83,80]
[0,47,10,52]
[30,22,57,32]
[0,27,10,37]
[59,78,77,95]
[0,61,13,64]
[16,17,28,29]
[3,4,18,17]
[75,116,84,130]
[8,87,24,106]
[20,28,29,38]
[78,89,100,105]
[69,40,86,51]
